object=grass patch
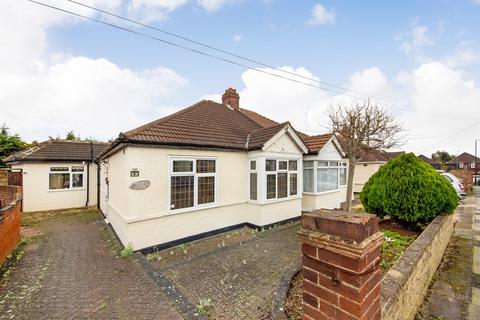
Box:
[120,243,134,258]
[196,298,213,317]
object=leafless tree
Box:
[328,100,403,212]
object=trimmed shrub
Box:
[360,153,458,225]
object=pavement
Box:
[469,187,480,319]
[416,188,480,320]
[0,208,183,320]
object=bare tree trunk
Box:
[345,157,356,212]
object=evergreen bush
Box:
[360,153,458,225]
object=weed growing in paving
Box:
[120,243,134,258]
[381,230,417,270]
[196,298,213,317]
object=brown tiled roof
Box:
[122,100,262,150]
[4,140,109,163]
[418,154,435,164]
[447,152,477,165]
[303,133,334,154]
[238,108,279,128]
[358,149,404,162]
[247,122,290,149]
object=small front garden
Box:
[285,225,419,320]
[284,153,459,320]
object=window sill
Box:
[165,202,218,216]
[48,188,86,192]
[262,196,301,205]
[303,189,340,196]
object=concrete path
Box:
[0,208,183,320]
[469,187,480,319]
[416,192,477,319]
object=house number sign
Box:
[129,180,150,190]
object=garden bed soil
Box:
[284,223,420,320]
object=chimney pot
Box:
[222,87,240,109]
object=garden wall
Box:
[381,214,455,320]
[0,186,22,266]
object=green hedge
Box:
[360,153,458,225]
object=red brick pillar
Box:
[298,210,384,320]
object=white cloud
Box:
[204,62,480,156]
[0,0,187,142]
[443,44,480,68]
[197,0,232,12]
[398,21,434,56]
[127,0,189,22]
[232,34,243,42]
[307,3,335,26]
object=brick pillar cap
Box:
[302,210,379,243]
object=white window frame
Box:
[249,160,258,201]
[264,158,299,202]
[168,156,218,214]
[303,160,348,195]
[48,165,86,191]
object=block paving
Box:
[0,209,183,320]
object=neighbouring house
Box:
[97,88,349,250]
[446,152,479,172]
[418,154,441,170]
[4,140,108,212]
[353,149,404,193]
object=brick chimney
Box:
[222,87,240,109]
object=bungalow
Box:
[4,140,108,212]
[446,152,479,172]
[353,149,404,193]
[418,154,441,170]
[97,88,349,250]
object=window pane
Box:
[330,161,339,167]
[250,160,256,171]
[317,168,339,192]
[290,173,297,196]
[250,173,257,200]
[266,174,276,199]
[49,173,70,189]
[279,161,288,170]
[278,173,288,198]
[266,160,276,171]
[303,168,314,192]
[72,166,84,172]
[303,161,314,168]
[50,167,69,172]
[171,176,194,210]
[318,161,328,167]
[173,160,193,173]
[72,173,83,188]
[289,160,297,171]
[339,168,347,186]
[198,176,215,204]
[196,160,216,173]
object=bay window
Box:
[170,158,216,211]
[49,166,84,190]
[262,159,299,201]
[303,161,347,193]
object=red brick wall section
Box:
[0,186,22,266]
[298,210,384,320]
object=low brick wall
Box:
[0,186,22,266]
[381,214,455,320]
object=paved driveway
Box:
[0,208,183,320]
[156,222,301,319]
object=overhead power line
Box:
[28,0,474,122]
[64,0,395,104]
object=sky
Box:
[1,0,480,157]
